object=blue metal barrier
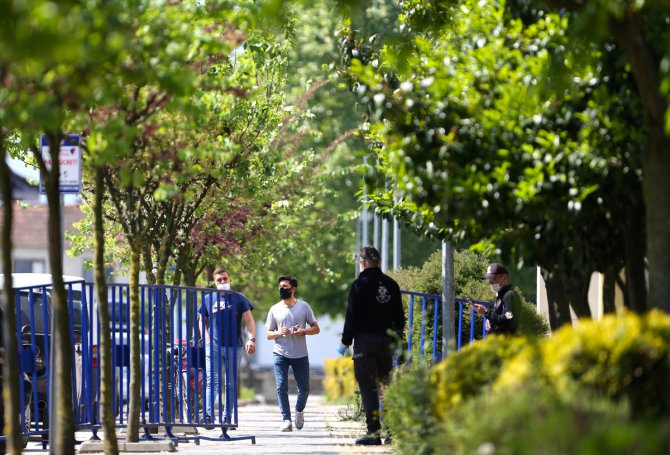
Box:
[401,291,492,362]
[1,280,256,448]
[0,278,88,448]
[87,283,254,444]
[2,281,492,447]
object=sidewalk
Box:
[23,396,393,454]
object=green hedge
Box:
[384,310,670,454]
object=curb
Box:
[78,440,175,453]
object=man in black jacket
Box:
[340,245,405,445]
[473,263,519,334]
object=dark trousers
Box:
[353,333,394,434]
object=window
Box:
[14,259,46,273]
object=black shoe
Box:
[356,434,382,445]
[383,435,392,445]
[203,417,215,430]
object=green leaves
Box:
[340,0,647,286]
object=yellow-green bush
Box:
[431,336,528,419]
[384,310,670,454]
[539,309,670,419]
[322,357,356,401]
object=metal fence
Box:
[402,291,492,362]
[1,280,256,448]
[1,283,491,448]
[0,279,86,448]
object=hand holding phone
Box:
[473,303,487,316]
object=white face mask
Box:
[490,283,501,293]
[217,283,231,291]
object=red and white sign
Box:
[39,134,81,194]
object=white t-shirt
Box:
[265,299,317,359]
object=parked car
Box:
[0,273,85,434]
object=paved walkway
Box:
[22,396,393,454]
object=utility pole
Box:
[381,217,389,272]
[441,241,455,358]
[392,215,400,270]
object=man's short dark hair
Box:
[213,267,229,277]
[360,245,381,265]
[278,275,298,288]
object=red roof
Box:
[3,203,85,249]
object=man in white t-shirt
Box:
[265,275,320,432]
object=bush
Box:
[430,336,528,419]
[383,310,670,454]
[437,383,668,455]
[538,309,670,419]
[383,361,441,455]
[322,357,357,402]
[384,337,527,454]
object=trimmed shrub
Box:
[383,361,441,455]
[383,310,670,454]
[384,336,527,454]
[507,285,551,337]
[430,336,528,419]
[437,383,668,455]
[539,309,670,419]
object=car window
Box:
[18,292,49,334]
[108,302,129,328]
[70,291,83,332]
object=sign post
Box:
[39,134,82,195]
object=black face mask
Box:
[279,287,292,300]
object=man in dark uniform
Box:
[340,245,405,445]
[473,263,519,334]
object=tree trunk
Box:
[623,201,647,313]
[155,238,168,285]
[142,243,156,285]
[542,269,573,330]
[602,269,616,315]
[611,8,670,314]
[566,274,591,319]
[0,145,23,455]
[642,132,670,314]
[37,136,76,455]
[126,238,142,442]
[93,167,119,454]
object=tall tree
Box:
[338,0,650,325]
[0,0,138,451]
[0,134,23,455]
[541,0,670,313]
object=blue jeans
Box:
[205,344,243,423]
[272,354,310,422]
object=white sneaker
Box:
[295,410,304,430]
[281,420,292,432]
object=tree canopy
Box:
[338,0,667,323]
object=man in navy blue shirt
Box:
[198,268,256,426]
